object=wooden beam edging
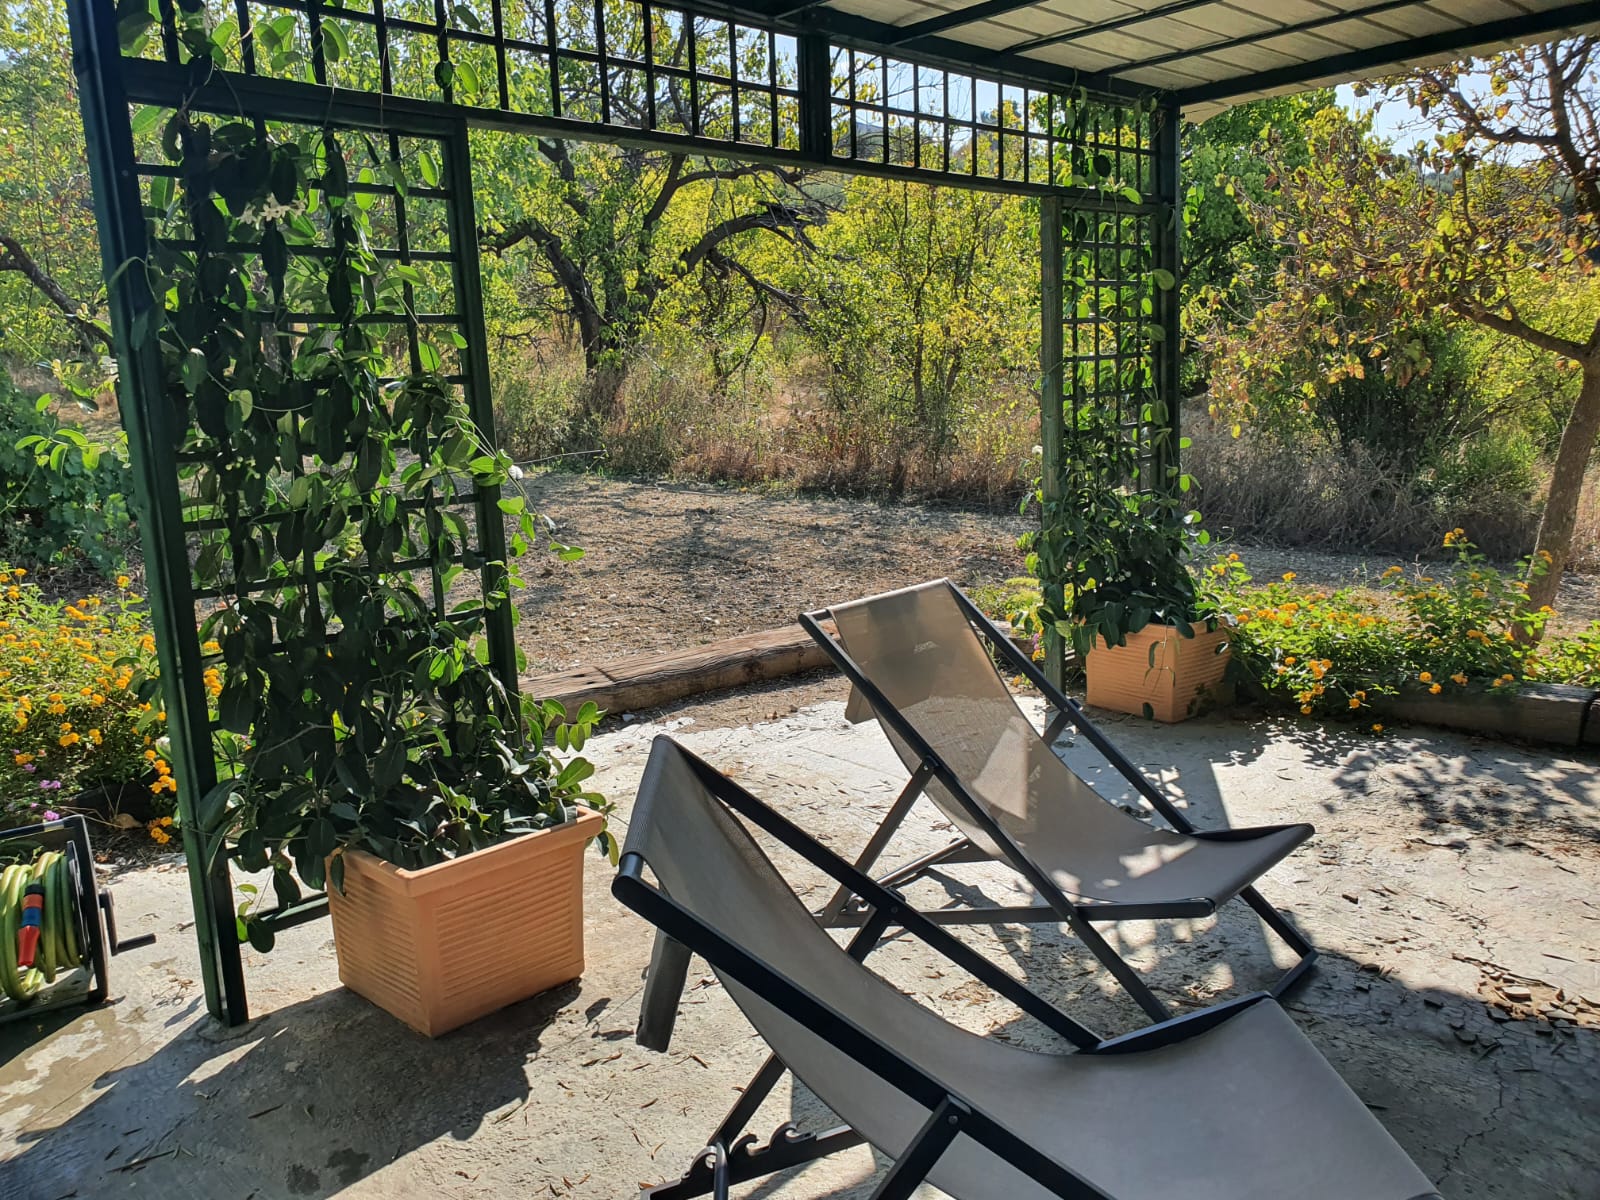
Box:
[1370,681,1600,749]
[524,620,1035,718]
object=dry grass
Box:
[492,345,1037,504]
[1184,410,1547,560]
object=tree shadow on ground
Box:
[639,700,1600,1198]
[2,977,579,1199]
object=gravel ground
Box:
[514,473,1600,678]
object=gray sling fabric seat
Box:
[616,737,1440,1200]
[803,579,1317,1021]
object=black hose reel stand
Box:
[1,813,156,1023]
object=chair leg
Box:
[644,1052,867,1199]
[818,764,933,925]
[1236,885,1319,998]
[1067,913,1174,1022]
[870,1097,968,1200]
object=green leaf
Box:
[321,18,349,62]
[245,918,276,954]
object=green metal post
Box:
[796,33,834,164]
[1039,194,1067,691]
[1152,99,1183,491]
[66,0,246,1024]
[442,121,520,697]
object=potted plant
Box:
[148,116,612,1035]
[1033,422,1229,722]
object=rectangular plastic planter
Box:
[1085,622,1232,723]
[326,807,604,1036]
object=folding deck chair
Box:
[616,736,1439,1200]
[799,579,1317,1023]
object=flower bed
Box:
[1,566,175,834]
[1209,533,1600,730]
[981,531,1600,736]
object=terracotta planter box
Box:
[1085,622,1232,723]
[326,807,604,1036]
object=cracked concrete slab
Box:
[2,692,1597,1199]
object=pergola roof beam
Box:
[1095,0,1453,78]
[884,0,1074,46]
[996,0,1225,59]
[1174,1,1600,105]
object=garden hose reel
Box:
[0,814,155,1023]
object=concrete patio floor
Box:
[3,688,1599,1199]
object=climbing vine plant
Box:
[1027,99,1199,659]
[135,91,610,926]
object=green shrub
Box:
[1208,533,1552,724]
[0,566,171,828]
[0,373,134,574]
[491,345,586,463]
[1529,623,1600,688]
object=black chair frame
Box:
[800,583,1316,1023]
[614,741,1275,1200]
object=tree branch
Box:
[479,217,603,354]
[705,248,813,332]
[640,154,685,233]
[1453,299,1592,360]
[0,234,111,352]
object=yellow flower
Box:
[1418,672,1432,683]
[1428,683,1442,695]
[1284,656,1297,666]
[1348,697,1362,710]
[117,575,131,588]
[1282,571,1296,582]
[1300,704,1313,715]
[1450,673,1467,685]
[1370,723,1384,733]
[12,568,24,577]
[58,732,80,747]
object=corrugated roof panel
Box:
[1156,6,1294,41]
[800,0,1596,119]
[1070,28,1191,61]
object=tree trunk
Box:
[1526,357,1600,624]
[581,362,627,425]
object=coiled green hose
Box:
[0,851,82,1003]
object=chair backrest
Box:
[827,581,1158,860]
[620,737,1083,1200]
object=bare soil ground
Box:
[515,473,1600,683]
[515,473,1033,676]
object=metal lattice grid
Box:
[116,0,1168,202]
[74,0,516,1012]
[71,0,1182,1022]
[825,48,1158,193]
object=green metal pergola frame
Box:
[66,0,1179,1025]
